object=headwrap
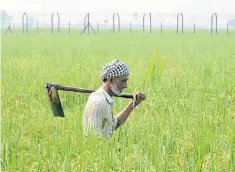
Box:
[100,59,130,81]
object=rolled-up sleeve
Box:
[112,116,118,130]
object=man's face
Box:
[110,75,129,96]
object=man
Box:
[83,59,146,139]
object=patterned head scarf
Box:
[100,59,130,81]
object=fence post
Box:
[5,23,14,34]
[80,13,96,35]
[227,23,229,36]
[37,20,39,34]
[143,13,145,33]
[22,12,28,34]
[177,13,183,34]
[51,12,60,34]
[194,23,196,35]
[97,22,99,35]
[113,13,120,34]
[130,22,132,34]
[211,13,218,35]
[143,13,152,34]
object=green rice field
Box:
[1,29,235,171]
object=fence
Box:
[2,11,235,35]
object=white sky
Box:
[1,0,234,14]
[0,0,234,28]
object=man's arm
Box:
[115,102,134,129]
[115,92,146,129]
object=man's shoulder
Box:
[87,89,107,104]
[84,87,114,109]
[84,91,108,113]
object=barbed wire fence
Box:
[1,11,235,35]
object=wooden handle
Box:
[45,82,133,99]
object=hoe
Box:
[45,82,133,117]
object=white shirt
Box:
[82,87,118,139]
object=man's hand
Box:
[132,91,146,108]
[116,91,146,128]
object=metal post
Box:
[143,13,151,34]
[5,23,14,34]
[130,22,132,34]
[51,14,53,34]
[113,13,120,34]
[194,23,196,35]
[69,22,70,34]
[58,13,60,33]
[84,15,87,33]
[227,23,229,36]
[150,13,152,34]
[211,15,213,35]
[97,22,99,35]
[177,13,183,34]
[118,14,120,32]
[143,13,145,33]
[87,13,90,34]
[80,13,96,35]
[37,20,39,34]
[83,13,89,34]
[161,22,162,34]
[22,12,28,34]
[51,12,60,34]
[215,13,217,34]
[211,13,218,35]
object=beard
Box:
[111,85,122,96]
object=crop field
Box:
[1,29,235,171]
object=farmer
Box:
[83,59,146,139]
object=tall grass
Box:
[1,30,235,171]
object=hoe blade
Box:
[46,86,64,117]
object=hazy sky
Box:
[1,0,234,14]
[1,0,234,28]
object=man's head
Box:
[100,59,130,96]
